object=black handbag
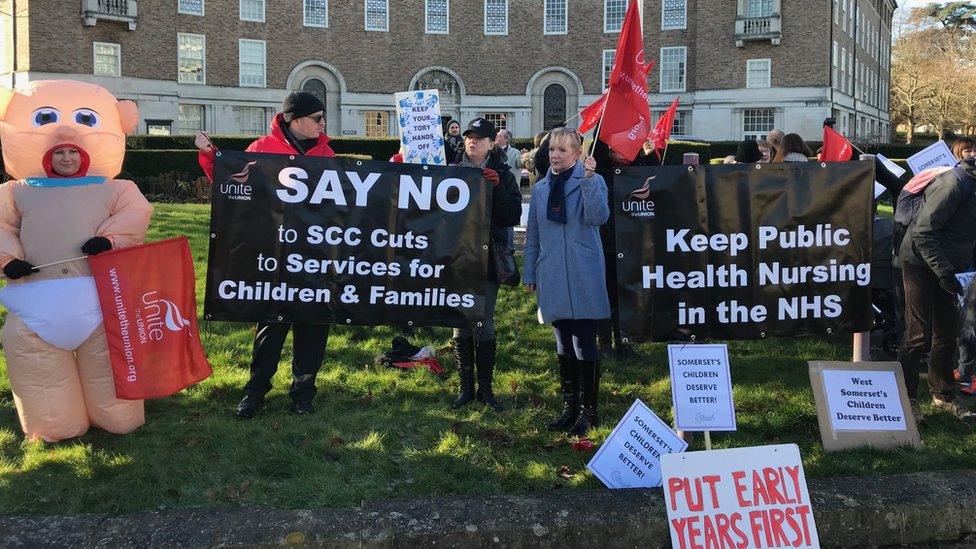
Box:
[491,242,520,287]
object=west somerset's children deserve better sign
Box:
[614,162,874,342]
[661,444,820,549]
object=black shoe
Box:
[476,339,503,411]
[291,400,315,415]
[549,354,579,431]
[452,336,476,409]
[567,407,597,437]
[236,393,264,419]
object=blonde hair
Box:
[547,127,583,151]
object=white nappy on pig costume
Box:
[0,80,153,441]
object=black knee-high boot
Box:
[475,339,503,411]
[451,336,475,408]
[568,359,600,436]
[549,354,580,430]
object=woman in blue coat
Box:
[523,127,611,436]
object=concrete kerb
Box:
[1,469,974,547]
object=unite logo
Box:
[220,160,257,201]
[622,176,656,218]
[135,290,192,345]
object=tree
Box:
[914,2,976,31]
[891,31,938,143]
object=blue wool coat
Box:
[523,161,611,323]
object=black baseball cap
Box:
[463,117,497,140]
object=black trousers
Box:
[898,262,957,401]
[553,319,600,362]
[243,322,330,402]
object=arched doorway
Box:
[302,78,327,109]
[543,84,567,130]
[411,67,464,131]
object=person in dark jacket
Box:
[444,120,463,164]
[195,91,335,419]
[898,157,976,420]
[451,117,522,411]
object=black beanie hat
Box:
[282,91,325,123]
[734,140,763,163]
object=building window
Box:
[304,0,328,27]
[179,104,205,134]
[604,0,627,32]
[146,121,172,136]
[178,33,206,84]
[833,0,838,24]
[240,0,264,22]
[662,0,686,30]
[847,50,853,95]
[364,111,389,137]
[747,0,773,18]
[179,0,204,15]
[659,46,686,93]
[602,49,615,89]
[746,59,771,88]
[239,39,266,87]
[543,83,567,130]
[483,112,507,130]
[302,78,327,106]
[832,41,838,88]
[426,0,449,33]
[658,110,688,137]
[484,0,508,35]
[544,0,567,35]
[743,108,774,141]
[93,42,121,76]
[235,107,266,136]
[365,0,389,31]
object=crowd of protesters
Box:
[195,91,976,434]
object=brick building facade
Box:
[0,0,895,141]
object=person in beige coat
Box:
[0,80,153,441]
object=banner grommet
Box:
[407,321,414,326]
[687,166,694,172]
[615,169,621,175]
[276,316,283,321]
[622,337,629,343]
[617,253,623,259]
[760,332,767,338]
[289,155,295,160]
[215,151,221,157]
[423,165,429,171]
[826,327,833,334]
[821,163,828,168]
[477,322,483,327]
[755,164,762,170]
[346,318,352,324]
[210,233,216,238]
[689,334,696,342]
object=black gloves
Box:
[941,276,964,295]
[82,236,112,255]
[3,259,37,279]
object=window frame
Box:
[742,108,775,141]
[239,0,265,22]
[662,0,687,31]
[746,58,771,89]
[303,0,328,28]
[177,33,206,85]
[484,0,508,35]
[364,110,390,137]
[178,0,204,16]
[425,0,449,34]
[659,46,687,93]
[235,106,267,136]
[602,49,615,89]
[603,0,627,33]
[92,41,121,77]
[482,112,508,131]
[178,104,205,135]
[238,39,267,88]
[365,0,390,32]
[543,0,568,35]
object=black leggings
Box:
[552,319,600,361]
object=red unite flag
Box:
[596,0,650,160]
[822,125,854,162]
[89,237,212,400]
[578,61,655,134]
[650,97,681,155]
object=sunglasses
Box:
[307,114,324,123]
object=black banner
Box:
[205,151,490,328]
[614,161,874,342]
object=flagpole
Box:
[660,140,670,166]
[0,255,87,279]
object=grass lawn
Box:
[0,203,974,515]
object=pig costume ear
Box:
[117,100,139,135]
[0,87,17,120]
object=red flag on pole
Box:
[579,61,654,134]
[650,96,681,153]
[822,125,854,162]
[89,237,212,399]
[595,0,650,161]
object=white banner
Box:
[394,89,447,165]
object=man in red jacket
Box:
[196,91,334,418]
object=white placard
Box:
[822,370,907,431]
[394,89,447,166]
[907,140,955,175]
[662,444,820,549]
[876,153,906,178]
[586,399,687,489]
[668,344,737,431]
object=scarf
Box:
[280,119,318,155]
[459,153,488,169]
[546,168,572,224]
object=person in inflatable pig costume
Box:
[0,80,153,441]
